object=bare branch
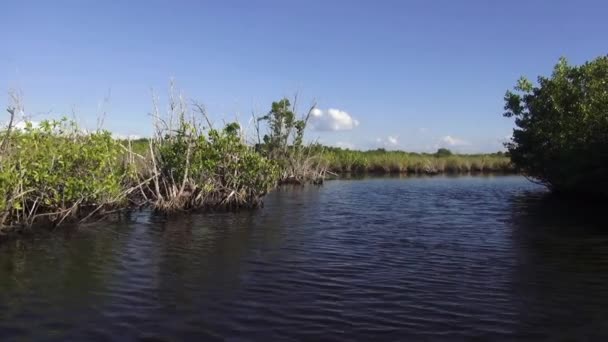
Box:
[192,101,213,130]
[97,87,111,130]
[1,89,24,153]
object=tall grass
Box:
[320,148,512,174]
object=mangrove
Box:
[503,55,608,197]
[1,91,512,232]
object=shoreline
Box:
[0,172,523,241]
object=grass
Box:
[319,148,512,174]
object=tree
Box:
[256,98,325,183]
[435,148,452,157]
[503,56,608,196]
[258,99,305,160]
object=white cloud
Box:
[3,120,145,141]
[309,108,359,131]
[375,135,399,149]
[335,141,355,149]
[3,120,40,130]
[112,133,142,140]
[440,135,470,147]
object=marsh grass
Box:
[320,149,512,174]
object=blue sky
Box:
[1,0,607,152]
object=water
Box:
[1,175,607,340]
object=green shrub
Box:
[201,125,279,205]
[435,148,453,157]
[257,98,326,183]
[0,118,126,228]
[143,114,279,211]
[504,56,608,195]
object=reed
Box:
[319,148,512,175]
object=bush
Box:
[200,125,279,207]
[142,101,279,211]
[0,91,282,229]
[256,98,326,184]
[435,148,453,157]
[0,118,127,227]
[503,56,608,196]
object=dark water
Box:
[1,175,608,341]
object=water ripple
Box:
[1,176,608,340]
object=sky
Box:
[1,0,607,152]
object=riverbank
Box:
[1,95,512,231]
[0,122,513,232]
[0,123,282,231]
[126,140,514,176]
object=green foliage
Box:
[435,148,453,157]
[145,113,280,211]
[0,118,126,227]
[257,98,325,183]
[154,120,208,186]
[0,113,280,228]
[201,124,279,200]
[504,56,608,195]
[258,98,302,160]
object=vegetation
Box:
[504,56,608,196]
[0,117,128,228]
[132,93,280,212]
[0,90,281,231]
[0,86,513,232]
[320,148,511,174]
[255,98,326,184]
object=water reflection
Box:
[0,176,607,340]
[508,192,608,339]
